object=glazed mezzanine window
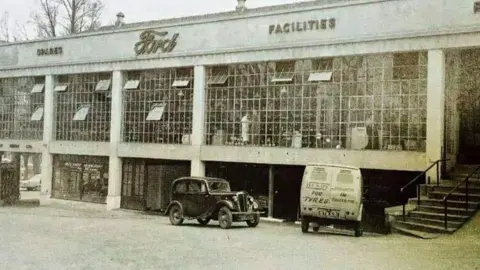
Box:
[54,73,112,141]
[122,68,194,144]
[204,52,427,152]
[0,77,45,140]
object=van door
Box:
[330,168,360,221]
[300,165,334,217]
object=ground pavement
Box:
[0,192,478,270]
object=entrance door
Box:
[458,50,480,164]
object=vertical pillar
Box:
[268,165,274,218]
[190,65,206,177]
[107,70,123,210]
[40,75,54,198]
[426,49,445,183]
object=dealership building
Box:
[0,0,478,225]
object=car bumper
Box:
[232,211,264,221]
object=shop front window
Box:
[204,52,427,152]
[52,155,108,204]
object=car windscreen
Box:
[208,181,230,192]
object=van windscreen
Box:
[311,167,327,182]
[337,170,353,185]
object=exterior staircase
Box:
[391,164,480,238]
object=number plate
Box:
[318,209,340,218]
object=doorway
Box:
[458,49,480,164]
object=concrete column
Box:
[40,75,54,199]
[268,165,274,218]
[106,70,123,210]
[190,65,206,177]
[426,49,446,183]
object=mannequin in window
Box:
[241,112,251,144]
[250,109,260,145]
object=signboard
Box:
[134,30,179,56]
[269,18,336,35]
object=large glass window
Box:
[204,52,427,151]
[122,67,194,144]
[0,77,44,140]
[54,73,112,141]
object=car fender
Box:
[216,200,235,211]
[165,201,183,216]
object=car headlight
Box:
[232,195,238,202]
[253,202,259,209]
[247,196,254,203]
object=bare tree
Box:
[0,12,30,42]
[32,0,104,38]
[0,12,11,42]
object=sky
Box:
[2,0,303,40]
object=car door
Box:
[172,180,189,214]
[186,179,207,217]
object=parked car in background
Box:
[165,177,264,229]
[20,174,41,191]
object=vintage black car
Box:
[165,177,263,229]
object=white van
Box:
[299,163,363,237]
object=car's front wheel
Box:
[169,205,184,226]
[197,218,210,226]
[246,213,260,227]
[218,207,233,229]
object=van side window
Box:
[311,167,328,182]
[337,170,353,185]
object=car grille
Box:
[236,192,247,212]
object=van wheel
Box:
[312,225,320,232]
[354,222,363,237]
[301,217,309,233]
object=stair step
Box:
[394,220,456,234]
[440,179,480,187]
[410,198,479,209]
[417,205,476,216]
[404,216,463,228]
[429,191,480,202]
[425,185,480,194]
[409,210,470,222]
[391,225,442,239]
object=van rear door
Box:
[330,168,361,221]
[300,165,333,217]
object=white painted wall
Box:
[0,0,479,70]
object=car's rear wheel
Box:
[169,205,184,226]
[218,207,233,229]
[197,218,210,226]
[246,213,260,227]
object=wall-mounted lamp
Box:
[177,90,184,97]
[280,87,287,94]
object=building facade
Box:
[0,0,477,225]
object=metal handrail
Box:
[400,159,448,221]
[442,165,480,230]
